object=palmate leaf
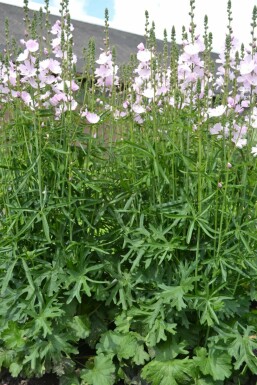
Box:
[227,325,257,373]
[133,342,150,365]
[193,347,232,381]
[213,323,257,373]
[9,362,23,377]
[146,319,177,347]
[69,315,90,339]
[155,336,189,361]
[195,377,223,385]
[141,358,193,385]
[81,354,115,385]
[1,321,26,349]
[97,331,138,360]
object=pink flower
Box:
[207,105,226,117]
[26,39,39,53]
[96,52,112,65]
[50,92,67,106]
[18,60,36,77]
[210,123,223,135]
[17,49,29,62]
[21,91,32,106]
[241,100,250,108]
[51,20,62,35]
[234,138,247,148]
[65,80,79,91]
[132,104,145,114]
[251,145,257,156]
[137,42,145,51]
[184,43,200,56]
[143,87,154,99]
[137,49,152,62]
[85,111,100,124]
[240,55,255,75]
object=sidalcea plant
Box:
[1,0,257,384]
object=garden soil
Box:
[0,372,59,385]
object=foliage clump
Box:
[1,0,257,384]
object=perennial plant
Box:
[1,0,257,384]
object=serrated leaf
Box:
[155,337,189,361]
[1,260,16,295]
[158,284,188,311]
[9,362,23,377]
[146,319,177,347]
[193,348,232,381]
[195,377,223,385]
[133,342,150,365]
[2,322,26,349]
[97,331,138,361]
[226,325,257,372]
[70,315,90,339]
[59,373,80,385]
[141,358,193,385]
[81,354,115,385]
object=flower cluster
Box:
[1,10,257,156]
[0,19,79,118]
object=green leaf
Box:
[141,358,193,385]
[1,259,16,295]
[146,319,177,347]
[9,362,23,377]
[155,337,189,361]
[159,284,188,311]
[60,373,80,385]
[81,354,115,385]
[2,322,26,349]
[195,377,223,385]
[70,315,90,339]
[193,348,232,381]
[133,342,150,365]
[97,331,138,361]
[41,212,51,242]
[227,325,257,372]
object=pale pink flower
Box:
[26,39,39,53]
[51,37,61,49]
[65,80,79,92]
[240,55,255,75]
[251,145,257,156]
[136,64,151,78]
[137,49,152,62]
[18,60,36,77]
[210,123,223,135]
[50,92,67,106]
[241,100,250,108]
[21,91,32,106]
[137,42,145,51]
[234,138,247,148]
[51,20,61,34]
[207,105,226,117]
[143,87,155,99]
[85,111,100,124]
[132,104,145,114]
[96,52,112,65]
[184,43,201,56]
[17,49,29,62]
